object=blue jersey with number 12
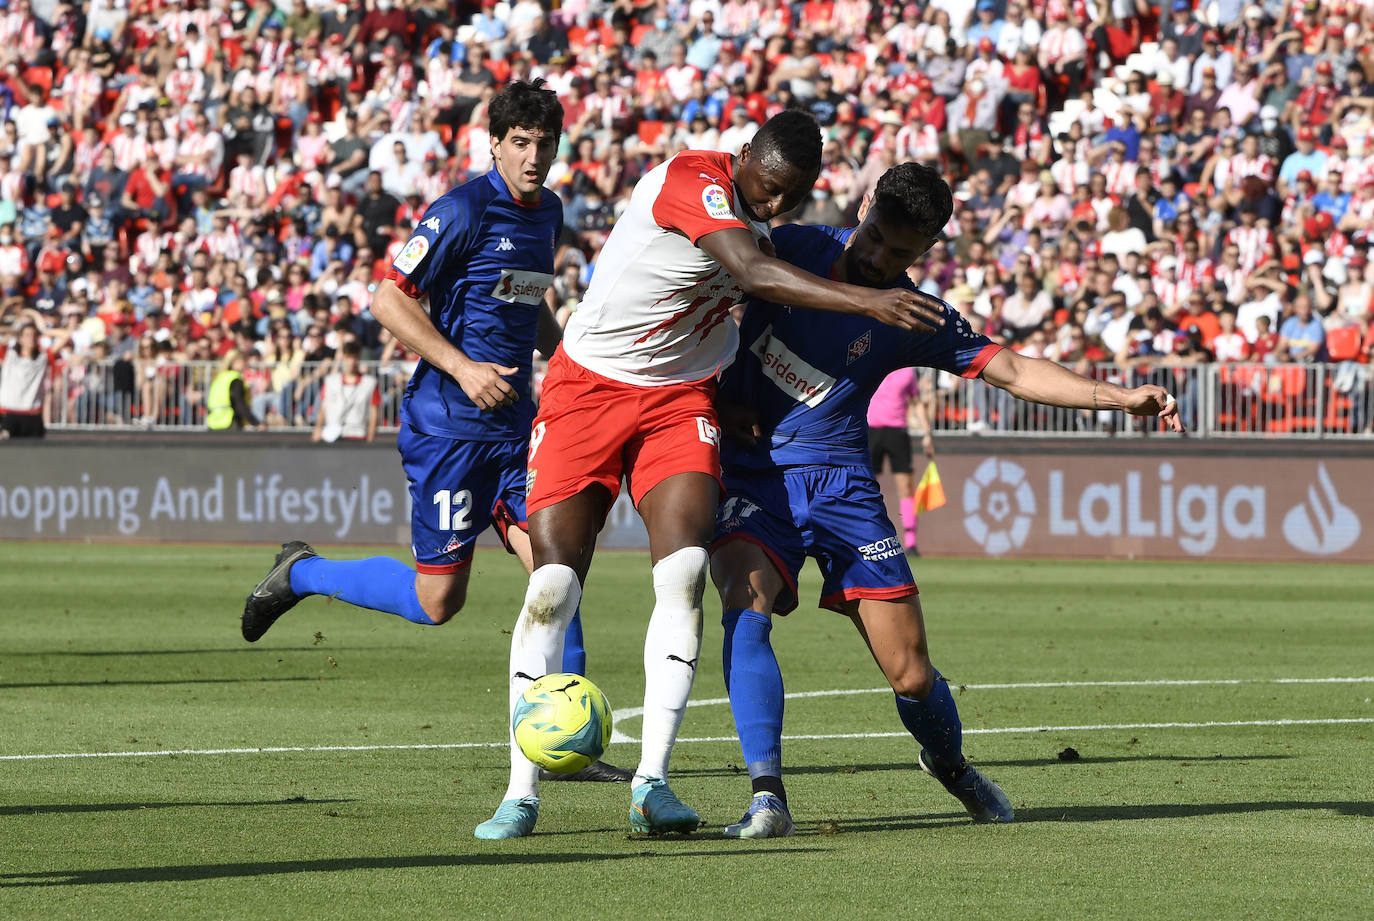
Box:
[386,168,561,442]
[718,223,1002,470]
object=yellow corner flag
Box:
[914,461,946,515]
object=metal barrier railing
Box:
[44,358,416,433]
[34,358,1374,439]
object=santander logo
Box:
[749,328,837,408]
[1282,464,1361,556]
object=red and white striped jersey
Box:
[663,64,701,102]
[0,242,29,277]
[176,130,223,179]
[1215,262,1250,303]
[204,227,243,263]
[562,150,770,386]
[228,164,267,204]
[415,170,449,205]
[110,131,150,173]
[1226,225,1273,272]
[72,140,105,180]
[1234,154,1275,184]
[61,71,103,113]
[1101,160,1137,197]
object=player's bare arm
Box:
[980,348,1184,432]
[371,277,518,411]
[535,292,562,359]
[696,227,946,334]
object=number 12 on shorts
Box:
[433,489,473,531]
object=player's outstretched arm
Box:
[979,349,1184,433]
[697,228,946,333]
[372,278,518,411]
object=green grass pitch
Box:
[2,544,1371,920]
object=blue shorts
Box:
[711,465,917,614]
[398,425,527,574]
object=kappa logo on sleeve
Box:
[701,184,736,220]
[393,235,430,275]
[421,216,441,232]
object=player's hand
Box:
[862,288,946,334]
[922,432,935,459]
[455,360,520,411]
[1123,385,1184,433]
[716,399,763,447]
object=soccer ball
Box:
[512,673,613,774]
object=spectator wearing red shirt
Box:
[905,75,947,133]
[1291,60,1339,130]
[359,0,411,52]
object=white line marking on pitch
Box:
[3,718,1371,762]
[607,676,1374,740]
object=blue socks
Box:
[721,608,784,789]
[289,556,435,625]
[288,557,593,667]
[894,669,964,776]
[561,606,587,675]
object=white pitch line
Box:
[610,676,1374,730]
[3,717,1371,763]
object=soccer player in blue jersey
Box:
[240,81,624,781]
[710,163,1182,837]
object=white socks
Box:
[502,563,582,801]
[634,547,708,786]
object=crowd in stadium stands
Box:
[2,0,1374,437]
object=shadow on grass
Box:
[674,754,1291,778]
[794,800,1374,834]
[1014,801,1374,822]
[0,848,822,887]
[0,647,391,658]
[0,798,355,817]
[0,676,335,690]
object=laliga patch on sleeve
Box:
[393,234,430,275]
[701,184,736,221]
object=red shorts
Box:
[526,347,723,516]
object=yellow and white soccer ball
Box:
[512,673,613,773]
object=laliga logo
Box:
[962,457,1036,556]
[1283,464,1360,555]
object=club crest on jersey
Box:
[393,235,429,274]
[701,184,734,221]
[490,269,553,305]
[526,467,537,492]
[421,216,441,232]
[440,533,462,555]
[696,416,721,446]
[847,331,871,364]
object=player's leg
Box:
[499,485,631,785]
[878,425,919,556]
[893,469,918,555]
[845,596,1013,823]
[625,470,715,833]
[711,534,797,838]
[242,431,488,641]
[710,476,805,838]
[479,357,628,838]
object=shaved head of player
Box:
[730,110,824,223]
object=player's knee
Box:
[418,583,467,625]
[889,658,936,700]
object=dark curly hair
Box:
[871,163,954,241]
[751,109,823,176]
[488,79,564,141]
